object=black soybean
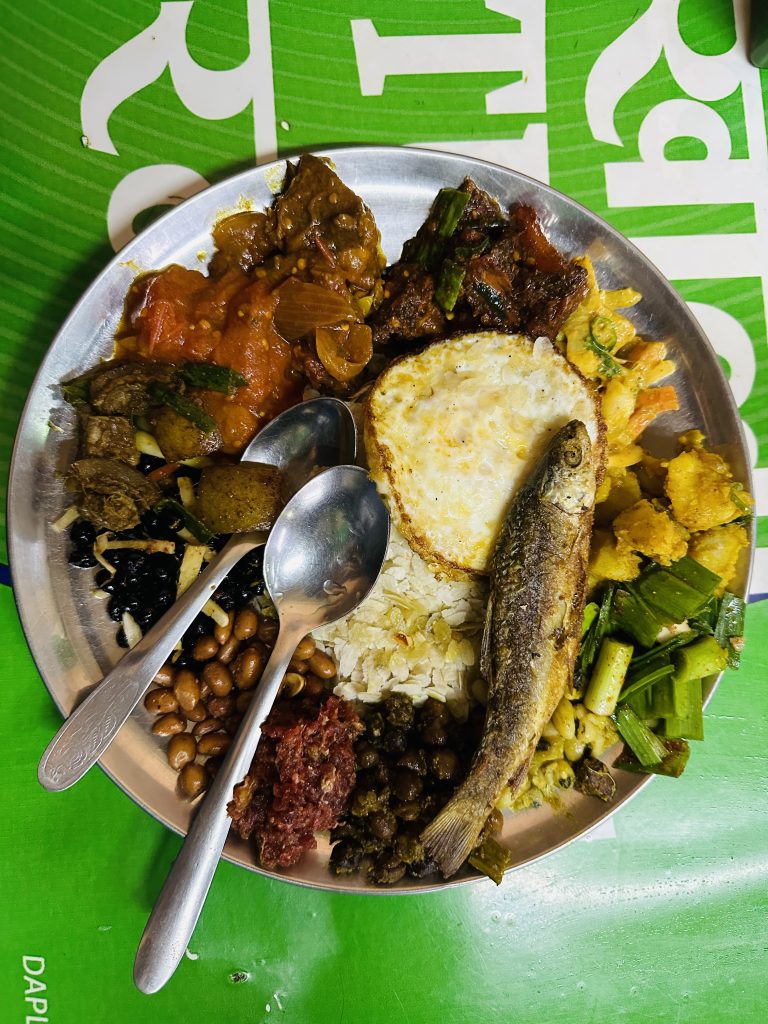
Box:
[69,520,96,547]
[68,549,97,569]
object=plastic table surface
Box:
[1,2,767,1021]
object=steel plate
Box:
[8,146,754,893]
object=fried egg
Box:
[365,331,605,575]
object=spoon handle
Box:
[37,531,267,792]
[133,624,302,995]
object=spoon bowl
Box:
[241,395,357,500]
[133,463,389,994]
[38,398,356,792]
[266,464,390,628]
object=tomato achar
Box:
[116,154,384,455]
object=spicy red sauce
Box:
[228,694,361,869]
[123,265,303,452]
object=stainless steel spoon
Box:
[38,397,356,793]
[133,463,389,994]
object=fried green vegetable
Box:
[149,404,222,463]
[196,463,282,534]
[67,457,160,531]
[468,835,511,886]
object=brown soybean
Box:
[223,714,242,735]
[192,635,219,661]
[257,618,279,644]
[280,672,305,698]
[174,670,201,712]
[207,695,235,720]
[197,731,231,757]
[233,607,258,640]
[233,646,264,690]
[303,673,326,698]
[144,688,179,715]
[167,733,197,771]
[235,691,253,713]
[152,712,186,736]
[214,612,234,645]
[288,657,310,673]
[294,636,317,661]
[185,701,209,723]
[153,664,176,688]
[308,650,336,679]
[192,717,220,740]
[179,762,209,798]
[217,635,241,664]
[201,661,233,697]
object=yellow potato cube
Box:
[688,523,750,594]
[589,528,642,582]
[613,499,689,565]
[665,448,752,531]
[595,468,642,526]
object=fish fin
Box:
[480,588,494,684]
[421,798,486,878]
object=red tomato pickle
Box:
[123,270,302,453]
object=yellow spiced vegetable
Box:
[688,523,750,594]
[613,499,689,566]
[589,528,642,583]
[665,448,752,532]
[595,467,642,525]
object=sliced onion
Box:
[273,278,357,340]
[315,323,373,382]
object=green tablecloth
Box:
[2,2,767,1020]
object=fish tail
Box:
[420,793,488,879]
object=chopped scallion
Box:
[154,497,214,544]
[149,383,218,433]
[633,569,711,623]
[179,362,248,394]
[616,737,690,777]
[714,592,746,668]
[611,586,665,648]
[472,279,508,320]
[663,678,704,741]
[579,584,616,674]
[582,601,599,637]
[434,259,466,312]
[667,555,722,594]
[673,635,728,683]
[584,638,634,716]
[434,188,470,238]
[620,662,675,703]
[614,706,667,766]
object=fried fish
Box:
[420,420,600,877]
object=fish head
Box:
[538,420,595,514]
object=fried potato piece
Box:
[196,463,282,534]
[595,468,641,526]
[149,405,222,463]
[589,528,642,583]
[688,524,750,595]
[665,448,751,532]
[613,499,688,566]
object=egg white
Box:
[365,331,605,575]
